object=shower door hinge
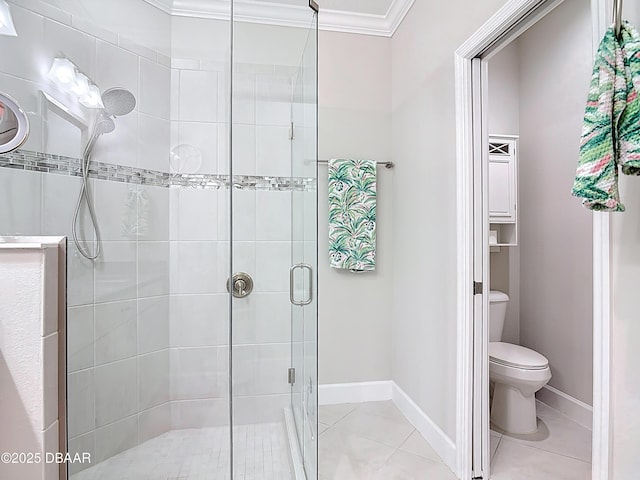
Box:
[288,367,296,385]
[473,281,483,295]
[289,122,294,140]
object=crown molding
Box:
[142,0,415,37]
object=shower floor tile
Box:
[71,423,293,480]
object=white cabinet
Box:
[488,135,518,246]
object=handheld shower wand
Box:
[72,87,136,260]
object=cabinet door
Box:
[488,157,515,221]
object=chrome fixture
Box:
[227,272,254,298]
[290,263,313,306]
[72,87,137,260]
[0,91,29,154]
[316,159,395,169]
[0,0,17,37]
[613,0,624,39]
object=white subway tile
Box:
[139,350,169,410]
[232,293,290,345]
[138,403,171,443]
[138,296,169,354]
[232,343,290,396]
[231,124,256,175]
[172,188,219,241]
[170,294,228,348]
[67,306,94,372]
[138,242,170,298]
[67,243,95,307]
[170,346,228,400]
[94,241,137,303]
[41,174,92,242]
[0,168,41,236]
[139,58,170,119]
[138,114,170,171]
[256,126,291,177]
[179,70,218,122]
[67,369,95,438]
[0,7,44,83]
[231,190,256,241]
[171,398,229,429]
[256,191,292,241]
[137,186,170,242]
[255,242,290,292]
[94,299,137,365]
[178,121,218,174]
[96,40,139,102]
[67,431,94,475]
[256,74,292,127]
[170,241,227,295]
[94,358,137,427]
[94,415,138,463]
[44,18,96,78]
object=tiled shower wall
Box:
[0,0,173,472]
[0,0,308,472]
[168,17,298,428]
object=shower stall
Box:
[0,0,318,478]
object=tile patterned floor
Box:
[71,423,292,480]
[318,401,457,480]
[490,401,592,479]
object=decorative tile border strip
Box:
[0,150,317,192]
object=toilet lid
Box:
[489,342,549,370]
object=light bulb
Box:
[71,73,89,96]
[79,84,104,109]
[48,58,76,86]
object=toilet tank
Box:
[489,290,509,342]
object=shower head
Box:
[95,112,115,134]
[102,87,136,117]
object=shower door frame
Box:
[454,0,613,478]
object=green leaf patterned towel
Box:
[572,22,640,211]
[328,158,376,271]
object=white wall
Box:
[318,31,393,385]
[517,0,593,406]
[612,2,640,477]
[390,0,509,440]
[488,41,521,344]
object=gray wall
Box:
[488,41,521,345]
[318,31,393,384]
[390,0,509,439]
[517,0,594,405]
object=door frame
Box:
[454,0,613,478]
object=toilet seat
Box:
[489,342,548,370]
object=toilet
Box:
[489,290,551,434]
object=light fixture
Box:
[79,84,104,109]
[47,57,104,109]
[48,58,76,87]
[0,0,17,37]
[70,73,90,97]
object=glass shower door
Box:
[290,11,318,479]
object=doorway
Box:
[455,0,612,478]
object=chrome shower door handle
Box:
[290,263,313,306]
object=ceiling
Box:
[143,0,414,36]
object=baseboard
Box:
[318,381,457,476]
[283,407,306,480]
[391,382,457,475]
[318,381,393,405]
[537,385,593,430]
